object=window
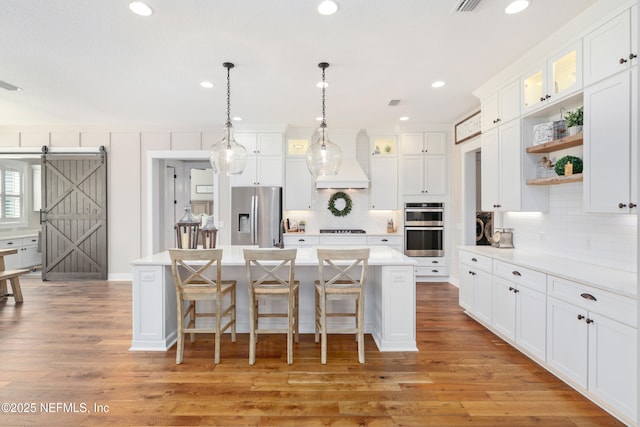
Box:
[0,161,27,227]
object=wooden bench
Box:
[0,249,28,303]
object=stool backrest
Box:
[243,248,297,289]
[169,248,223,292]
[316,248,370,288]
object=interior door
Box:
[41,149,107,280]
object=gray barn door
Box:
[40,148,107,280]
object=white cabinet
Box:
[584,69,637,213]
[283,235,319,248]
[522,42,582,113]
[0,236,40,269]
[370,157,397,209]
[400,132,447,196]
[583,7,638,86]
[319,235,367,246]
[414,257,447,277]
[231,133,284,187]
[481,120,519,211]
[492,261,546,361]
[285,158,313,210]
[458,250,492,320]
[546,275,637,423]
[366,235,403,252]
[480,78,520,132]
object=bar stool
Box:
[314,248,370,364]
[243,248,298,365]
[169,248,236,364]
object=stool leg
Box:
[9,277,23,303]
[0,279,7,302]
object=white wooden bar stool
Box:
[314,248,370,364]
[243,248,299,365]
[169,248,236,364]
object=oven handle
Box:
[404,226,444,231]
[404,208,443,213]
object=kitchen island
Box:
[130,245,418,353]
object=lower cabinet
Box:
[547,275,637,423]
[459,249,638,425]
[1,235,40,269]
[283,235,319,248]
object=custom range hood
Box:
[315,158,369,189]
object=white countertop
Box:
[459,245,637,298]
[132,245,417,267]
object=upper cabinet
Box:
[400,132,447,196]
[522,41,582,114]
[583,68,637,213]
[285,157,313,210]
[583,7,638,86]
[231,133,284,187]
[481,78,520,132]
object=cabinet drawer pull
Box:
[577,314,585,320]
[580,293,597,301]
[468,271,476,276]
[431,260,439,264]
[630,53,638,60]
[629,202,637,208]
[6,242,13,245]
[619,57,628,64]
[508,286,515,292]
[511,270,521,276]
[381,239,388,242]
[586,318,594,324]
[619,202,627,208]
[471,257,477,262]
[431,269,439,273]
[298,239,305,242]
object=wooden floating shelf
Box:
[526,173,583,185]
[526,133,583,154]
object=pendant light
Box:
[209,62,248,175]
[306,62,342,176]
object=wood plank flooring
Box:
[0,278,624,426]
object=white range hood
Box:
[315,158,369,189]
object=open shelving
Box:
[526,133,583,154]
[526,173,583,185]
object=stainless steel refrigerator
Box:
[231,186,283,247]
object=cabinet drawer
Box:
[494,260,546,293]
[319,236,367,246]
[459,250,492,273]
[418,257,446,267]
[21,236,39,246]
[416,266,447,276]
[366,235,402,246]
[548,275,637,327]
[283,235,319,247]
[0,239,20,249]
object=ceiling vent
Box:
[387,99,401,106]
[0,80,21,91]
[452,0,482,12]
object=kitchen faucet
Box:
[273,218,285,248]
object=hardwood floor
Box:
[0,278,624,426]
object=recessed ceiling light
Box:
[505,0,530,14]
[232,117,242,121]
[317,1,339,15]
[316,116,323,121]
[200,81,214,89]
[316,81,329,88]
[129,2,153,17]
[432,81,446,88]
[399,116,410,121]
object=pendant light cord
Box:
[223,62,234,148]
[319,62,329,148]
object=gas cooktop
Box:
[319,229,366,234]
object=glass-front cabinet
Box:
[522,41,582,113]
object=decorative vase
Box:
[568,125,583,136]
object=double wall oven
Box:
[404,202,444,257]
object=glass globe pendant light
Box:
[209,62,248,175]
[306,62,341,176]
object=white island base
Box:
[130,246,418,353]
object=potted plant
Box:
[564,106,583,136]
[298,220,306,233]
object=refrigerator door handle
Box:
[251,195,258,244]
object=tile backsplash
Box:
[503,183,637,272]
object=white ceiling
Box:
[0,0,598,130]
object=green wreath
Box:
[328,191,353,217]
